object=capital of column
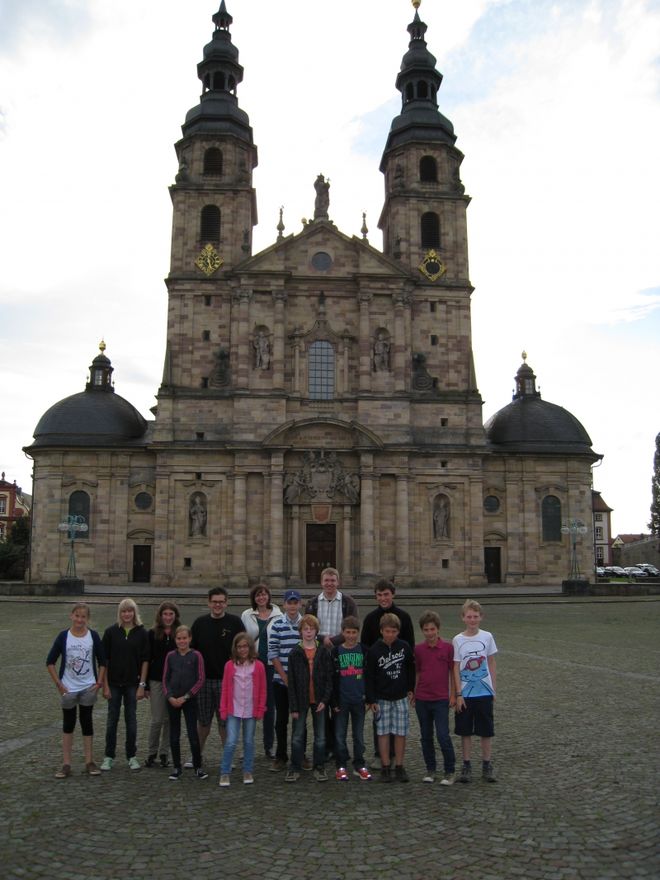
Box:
[358,291,373,307]
[392,291,412,309]
[231,288,253,305]
[272,290,288,306]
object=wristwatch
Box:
[139,681,147,687]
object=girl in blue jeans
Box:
[219,634,266,786]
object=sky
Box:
[1,0,659,536]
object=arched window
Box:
[308,340,335,400]
[542,495,562,542]
[405,83,414,102]
[421,212,440,248]
[203,148,223,177]
[212,71,225,90]
[200,205,221,242]
[417,81,429,99]
[68,490,90,539]
[420,156,437,182]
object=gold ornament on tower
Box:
[195,243,224,276]
[418,249,447,282]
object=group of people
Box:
[46,568,498,786]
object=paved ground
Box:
[0,595,658,879]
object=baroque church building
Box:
[26,2,601,590]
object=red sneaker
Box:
[335,767,349,781]
[353,766,372,781]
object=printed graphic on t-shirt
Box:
[62,632,95,692]
[377,647,406,681]
[338,647,365,703]
[457,638,493,697]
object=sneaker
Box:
[269,758,287,772]
[194,768,209,780]
[380,766,392,783]
[243,773,254,784]
[482,762,497,783]
[353,767,372,781]
[335,767,349,781]
[144,754,157,768]
[440,772,456,786]
[314,766,328,782]
[422,772,435,784]
[168,768,182,781]
[183,759,194,769]
[85,762,101,776]
[219,774,231,787]
[284,770,300,783]
[395,766,409,783]
[301,757,313,771]
[459,763,472,783]
[100,757,113,772]
[159,754,170,768]
[128,756,141,772]
[54,764,72,779]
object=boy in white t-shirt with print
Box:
[452,599,498,783]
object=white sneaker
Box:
[440,772,456,786]
[100,757,113,772]
[183,759,194,769]
[422,772,435,783]
[243,773,254,784]
[219,774,231,787]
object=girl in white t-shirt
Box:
[46,603,106,778]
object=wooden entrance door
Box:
[132,545,152,583]
[306,524,336,584]
[484,547,501,583]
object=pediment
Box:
[236,221,410,279]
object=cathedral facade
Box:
[26,3,600,590]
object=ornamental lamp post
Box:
[56,515,88,593]
[560,518,589,589]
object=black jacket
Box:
[365,637,415,703]
[102,623,149,687]
[287,641,334,714]
[360,603,415,649]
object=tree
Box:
[0,516,30,579]
[649,432,660,536]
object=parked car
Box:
[624,567,647,578]
[604,566,626,577]
[637,564,659,576]
[596,566,606,577]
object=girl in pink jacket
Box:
[218,633,266,786]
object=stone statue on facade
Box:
[433,495,450,539]
[313,174,330,220]
[373,332,391,372]
[253,330,271,370]
[189,492,207,537]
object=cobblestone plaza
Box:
[0,595,658,879]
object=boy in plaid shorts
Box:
[365,612,415,783]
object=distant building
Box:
[0,472,31,540]
[592,491,613,566]
[24,3,602,589]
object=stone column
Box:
[272,290,286,390]
[392,292,407,392]
[232,472,247,579]
[269,452,284,582]
[236,288,251,389]
[290,505,301,581]
[359,452,375,577]
[395,473,410,576]
[342,505,352,578]
[358,291,372,391]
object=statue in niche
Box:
[393,163,404,188]
[313,174,330,220]
[189,492,207,537]
[175,154,189,183]
[253,330,271,370]
[433,495,450,539]
[373,332,391,372]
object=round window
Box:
[484,495,500,513]
[135,492,153,511]
[311,251,332,271]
